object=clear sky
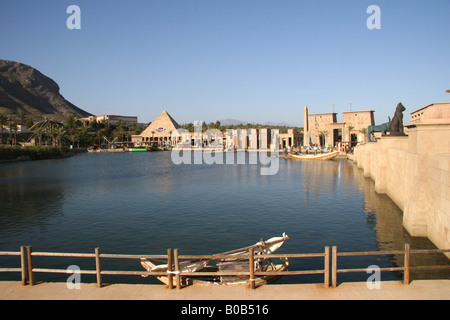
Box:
[1,0,449,126]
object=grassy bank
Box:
[0,145,71,162]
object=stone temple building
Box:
[303,105,375,148]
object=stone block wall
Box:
[352,123,450,255]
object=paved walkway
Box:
[1,280,449,300]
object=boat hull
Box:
[289,151,339,160]
[141,258,289,287]
[140,233,290,287]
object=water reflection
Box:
[0,162,65,248]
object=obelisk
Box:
[303,105,309,146]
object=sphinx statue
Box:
[389,103,406,134]
[368,102,407,142]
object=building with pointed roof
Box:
[132,110,182,146]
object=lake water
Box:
[0,152,449,284]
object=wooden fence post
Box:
[174,249,181,290]
[249,248,255,289]
[404,243,410,285]
[20,246,27,286]
[324,246,330,288]
[167,248,174,289]
[26,246,35,286]
[331,246,337,288]
[95,247,102,288]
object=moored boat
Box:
[289,151,339,160]
[127,147,148,152]
[141,256,289,287]
[87,145,101,153]
[140,233,290,286]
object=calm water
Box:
[0,152,448,284]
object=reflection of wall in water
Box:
[349,163,450,280]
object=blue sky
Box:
[1,0,449,126]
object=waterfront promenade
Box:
[1,280,449,300]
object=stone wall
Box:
[351,123,450,255]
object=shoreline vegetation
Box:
[0,145,81,163]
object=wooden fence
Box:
[0,244,449,289]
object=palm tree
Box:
[113,126,125,142]
[55,126,66,146]
[8,120,18,145]
[46,121,65,146]
[34,124,45,146]
[359,128,368,143]
[95,129,105,146]
[347,125,354,142]
[46,122,58,146]
[17,110,27,125]
[0,115,7,144]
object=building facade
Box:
[304,106,374,148]
[411,102,450,124]
[279,129,302,149]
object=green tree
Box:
[112,126,125,142]
[66,116,76,129]
[359,127,367,143]
[8,120,18,145]
[0,115,7,144]
[55,126,67,146]
[25,119,34,129]
[34,123,45,146]
[17,110,27,125]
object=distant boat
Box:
[141,233,290,286]
[289,151,339,160]
[127,147,148,152]
[87,145,101,153]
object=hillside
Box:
[0,59,91,121]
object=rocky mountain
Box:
[0,59,91,121]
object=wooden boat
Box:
[141,257,289,287]
[143,258,209,273]
[141,233,290,286]
[289,151,339,160]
